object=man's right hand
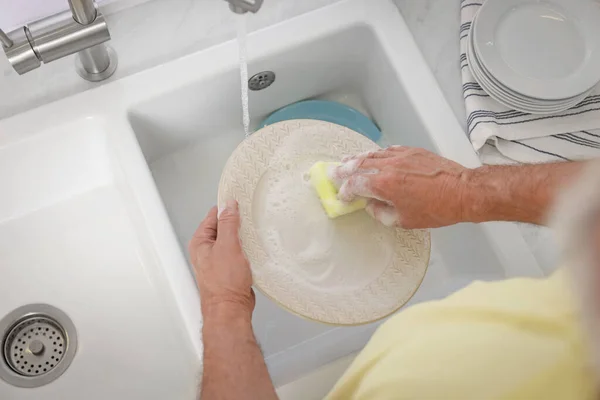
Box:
[330,146,471,229]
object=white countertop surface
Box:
[395,0,466,130]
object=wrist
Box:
[202,301,253,325]
[461,165,522,224]
[459,166,491,224]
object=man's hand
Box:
[332,146,585,228]
[190,201,278,400]
[189,200,255,320]
[331,147,470,229]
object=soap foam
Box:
[252,133,396,292]
[366,201,399,227]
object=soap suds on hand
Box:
[366,201,399,227]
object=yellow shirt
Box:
[326,272,597,400]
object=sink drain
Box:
[248,71,275,91]
[0,304,77,388]
[5,317,66,377]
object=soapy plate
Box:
[218,119,430,325]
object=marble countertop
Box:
[394,0,466,131]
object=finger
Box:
[191,207,218,244]
[342,149,395,162]
[329,158,383,183]
[338,174,377,202]
[365,199,399,227]
[328,160,360,188]
[217,199,243,249]
[342,151,375,162]
[189,207,218,262]
[385,145,408,153]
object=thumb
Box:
[217,199,242,247]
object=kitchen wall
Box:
[0,0,343,119]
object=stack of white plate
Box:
[467,0,600,115]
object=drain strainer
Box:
[249,71,276,91]
[5,316,66,376]
[0,304,77,388]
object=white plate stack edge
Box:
[467,0,600,115]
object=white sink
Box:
[0,118,200,399]
[0,0,542,397]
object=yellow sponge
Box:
[309,161,367,219]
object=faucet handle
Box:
[0,28,14,48]
[1,27,41,74]
[226,0,263,14]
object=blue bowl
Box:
[260,100,382,143]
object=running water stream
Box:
[237,14,251,137]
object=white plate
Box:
[469,39,565,114]
[471,50,585,114]
[218,120,430,326]
[471,11,588,105]
[468,24,588,114]
[474,0,600,100]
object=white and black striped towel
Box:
[461,0,600,164]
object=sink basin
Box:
[0,118,200,398]
[0,0,543,396]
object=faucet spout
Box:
[225,0,263,14]
[68,0,98,25]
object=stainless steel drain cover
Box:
[0,304,77,388]
[5,317,66,376]
[248,71,275,91]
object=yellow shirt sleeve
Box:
[326,272,596,400]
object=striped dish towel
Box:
[461,0,600,164]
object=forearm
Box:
[463,161,585,225]
[201,306,277,400]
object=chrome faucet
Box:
[0,0,117,82]
[225,0,264,14]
